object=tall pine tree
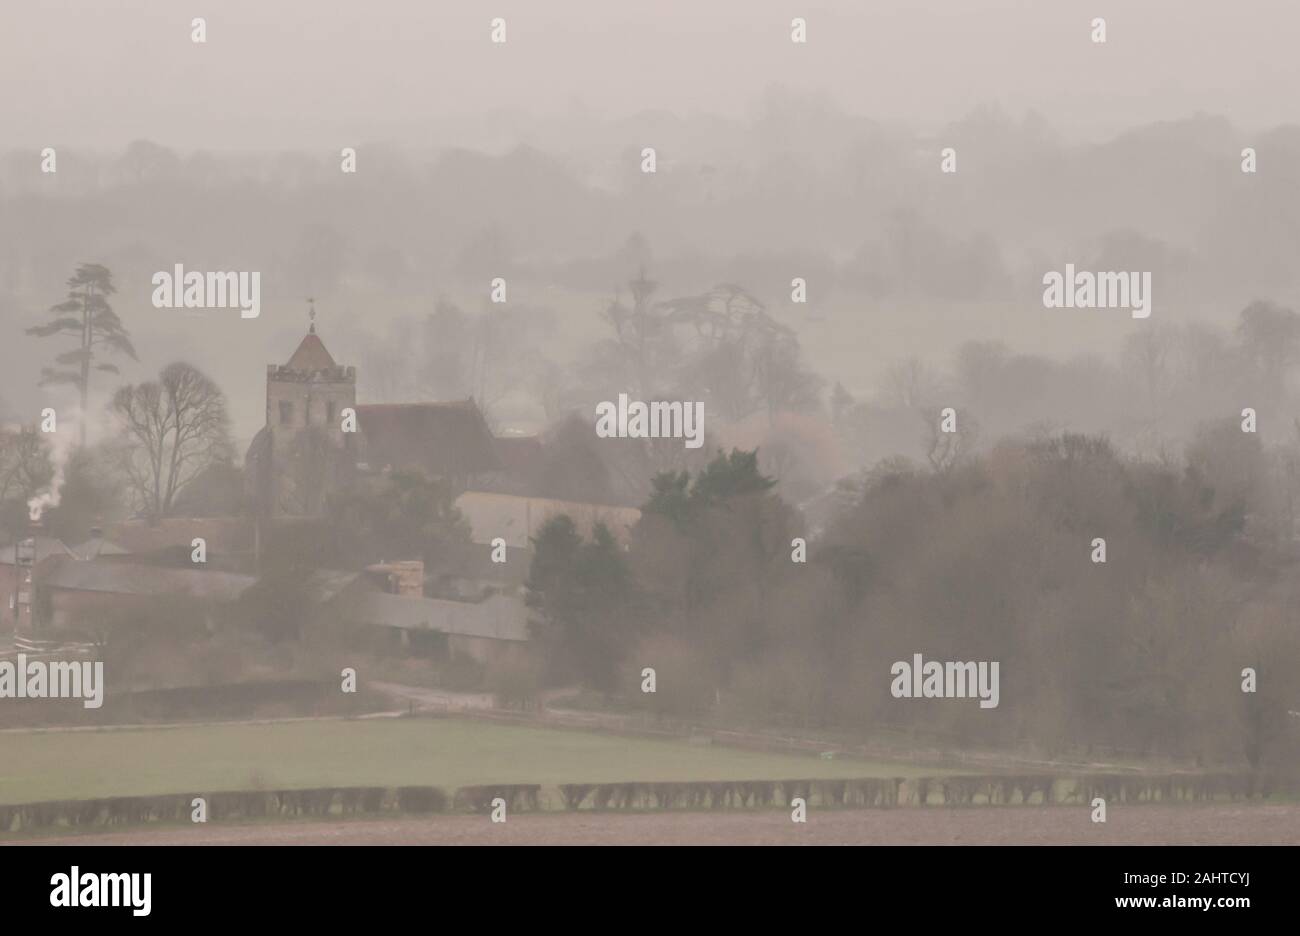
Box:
[27,263,137,446]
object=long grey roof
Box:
[353,591,529,642]
[39,557,257,602]
[68,536,133,560]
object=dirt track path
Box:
[13,804,1300,845]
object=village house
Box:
[36,556,258,633]
[0,535,75,636]
[2,318,641,671]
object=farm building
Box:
[1,535,76,635]
[347,590,531,664]
[35,556,257,633]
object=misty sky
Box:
[4,0,1300,449]
[4,0,1298,150]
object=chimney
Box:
[388,560,424,597]
[364,559,425,597]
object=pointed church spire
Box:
[285,298,336,371]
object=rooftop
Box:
[103,517,253,556]
[39,557,257,602]
[0,536,75,566]
[68,536,133,561]
[284,331,338,372]
[357,401,501,478]
[353,590,529,641]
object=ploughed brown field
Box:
[15,804,1300,845]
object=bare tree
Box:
[467,304,547,418]
[600,270,678,400]
[1121,328,1172,411]
[881,356,941,411]
[0,428,55,533]
[1237,299,1300,399]
[952,340,1009,412]
[281,425,353,517]
[921,406,978,474]
[664,283,816,421]
[0,428,54,503]
[109,362,232,520]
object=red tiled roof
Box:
[493,435,543,474]
[284,332,337,371]
[103,517,253,556]
[356,401,501,479]
[470,435,545,496]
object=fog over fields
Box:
[1,1,1298,851]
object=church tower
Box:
[247,301,357,517]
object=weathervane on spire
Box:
[307,296,316,334]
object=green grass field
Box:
[0,717,942,804]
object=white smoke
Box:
[26,398,103,522]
